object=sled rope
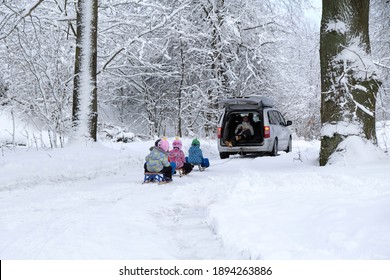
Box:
[211,158,233,166]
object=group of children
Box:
[144,138,210,183]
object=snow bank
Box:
[206,140,390,259]
[327,135,385,166]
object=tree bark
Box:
[72,0,98,141]
[319,0,380,166]
[204,0,228,137]
[177,38,185,138]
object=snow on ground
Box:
[1,131,390,260]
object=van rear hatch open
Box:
[217,96,273,146]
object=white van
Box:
[217,96,292,159]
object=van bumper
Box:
[217,139,273,153]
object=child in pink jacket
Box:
[168,138,193,175]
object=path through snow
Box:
[2,138,390,260]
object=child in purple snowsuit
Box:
[168,138,193,175]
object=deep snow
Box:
[1,128,390,260]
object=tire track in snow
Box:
[154,203,229,259]
[151,160,243,259]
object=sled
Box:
[175,168,185,177]
[196,164,206,172]
[157,180,172,185]
[143,172,164,184]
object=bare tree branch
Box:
[98,0,191,74]
[0,0,45,40]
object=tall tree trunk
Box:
[204,0,228,137]
[319,0,380,166]
[177,38,185,138]
[144,84,159,137]
[72,0,98,141]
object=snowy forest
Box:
[2,1,390,263]
[1,0,390,163]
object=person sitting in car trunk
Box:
[225,116,254,147]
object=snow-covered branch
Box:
[98,0,191,74]
[0,0,44,40]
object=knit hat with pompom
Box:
[172,138,182,149]
[158,138,169,152]
[191,138,200,146]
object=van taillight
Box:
[217,127,222,139]
[264,126,270,138]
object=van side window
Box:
[273,111,283,125]
[277,112,286,125]
[268,111,277,124]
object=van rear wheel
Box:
[270,139,278,156]
[219,152,230,159]
[285,137,292,153]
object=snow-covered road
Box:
[1,138,390,259]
